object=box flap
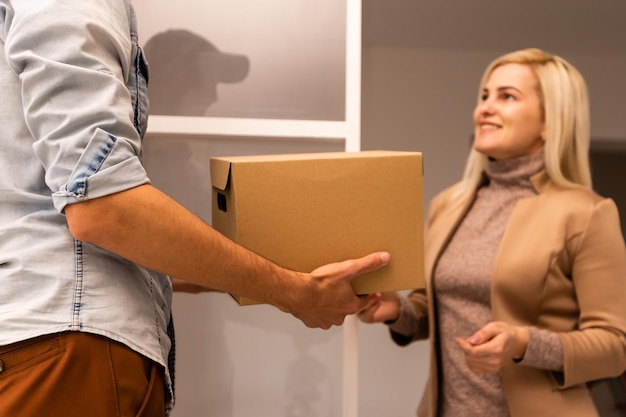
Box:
[210,157,233,191]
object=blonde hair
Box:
[454,48,592,202]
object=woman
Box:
[358,48,626,417]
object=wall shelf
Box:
[146,116,347,141]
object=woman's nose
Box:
[476,99,495,114]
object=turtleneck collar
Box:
[484,152,545,189]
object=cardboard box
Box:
[210,150,424,305]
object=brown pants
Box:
[0,332,166,417]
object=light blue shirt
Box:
[0,1,174,412]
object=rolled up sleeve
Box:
[2,0,150,213]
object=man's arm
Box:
[65,184,390,329]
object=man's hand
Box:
[286,252,390,330]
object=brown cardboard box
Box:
[210,150,424,305]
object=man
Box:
[0,2,389,416]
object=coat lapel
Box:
[425,193,476,285]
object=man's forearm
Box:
[64,184,302,311]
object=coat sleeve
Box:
[558,197,626,387]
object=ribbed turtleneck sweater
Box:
[431,152,563,417]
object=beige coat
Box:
[406,171,626,417]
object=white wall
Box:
[134,0,346,120]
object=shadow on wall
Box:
[143,29,250,116]
[284,351,335,417]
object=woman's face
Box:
[472,63,545,160]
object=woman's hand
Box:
[455,321,529,374]
[357,292,401,324]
